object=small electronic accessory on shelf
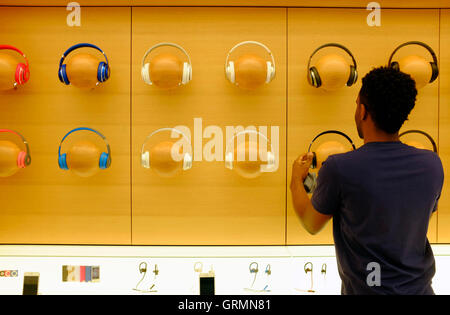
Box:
[321,263,327,290]
[23,272,39,295]
[199,265,215,296]
[244,262,271,293]
[133,262,158,293]
[295,262,315,294]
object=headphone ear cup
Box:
[311,152,317,169]
[266,61,274,83]
[141,63,151,85]
[309,67,321,88]
[99,152,109,169]
[141,151,150,169]
[59,153,69,170]
[17,151,26,169]
[181,62,190,85]
[60,64,70,85]
[225,151,234,170]
[267,151,275,169]
[430,62,439,83]
[347,65,358,86]
[183,152,192,170]
[15,63,29,85]
[98,62,108,83]
[226,61,235,84]
[390,61,400,72]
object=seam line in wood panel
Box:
[437,8,441,244]
[130,6,133,245]
[285,7,288,246]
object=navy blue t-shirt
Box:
[311,141,444,295]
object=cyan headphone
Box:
[58,43,110,85]
[58,127,111,171]
[388,41,439,83]
[399,129,438,153]
[308,130,356,169]
[307,43,358,88]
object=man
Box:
[290,66,444,295]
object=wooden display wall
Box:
[0,3,447,245]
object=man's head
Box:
[355,66,417,139]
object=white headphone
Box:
[141,42,192,86]
[225,41,276,85]
[141,128,193,171]
[225,129,275,172]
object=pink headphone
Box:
[0,45,30,87]
[0,129,31,168]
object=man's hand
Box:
[290,152,314,191]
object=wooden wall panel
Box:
[438,10,450,243]
[287,8,440,245]
[0,7,131,244]
[131,7,286,245]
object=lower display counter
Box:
[0,245,449,295]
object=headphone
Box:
[388,41,439,83]
[399,129,438,153]
[225,41,276,85]
[307,130,356,169]
[58,43,110,86]
[141,42,192,86]
[307,43,358,88]
[0,129,32,168]
[0,45,30,88]
[58,127,111,171]
[141,128,193,171]
[225,130,275,172]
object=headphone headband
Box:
[58,127,111,165]
[0,45,29,68]
[388,41,438,68]
[141,127,192,157]
[0,129,31,166]
[307,43,357,72]
[399,129,437,153]
[308,130,356,152]
[141,42,191,68]
[59,43,109,68]
[225,129,275,158]
[225,41,276,72]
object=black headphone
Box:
[399,129,438,153]
[307,130,356,169]
[388,41,439,83]
[307,43,358,88]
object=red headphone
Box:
[0,45,30,87]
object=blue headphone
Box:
[58,127,111,170]
[58,43,110,85]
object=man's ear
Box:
[360,103,368,121]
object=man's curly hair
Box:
[359,66,417,134]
